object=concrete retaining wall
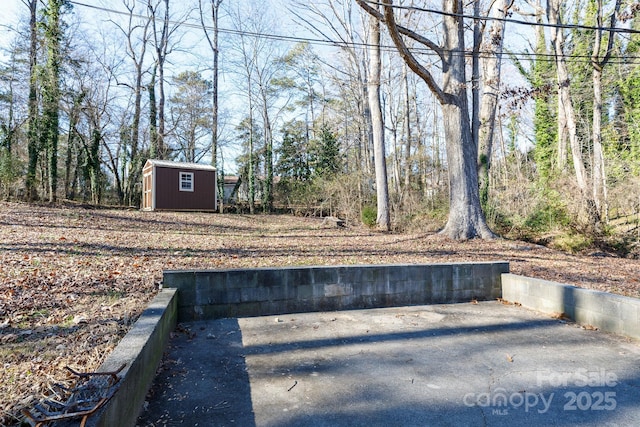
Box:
[502,274,640,340]
[164,262,509,322]
[85,289,178,427]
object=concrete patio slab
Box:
[137,302,640,427]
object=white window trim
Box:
[179,171,194,192]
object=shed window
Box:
[179,172,194,192]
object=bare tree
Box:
[477,0,512,207]
[402,62,412,192]
[148,0,169,159]
[230,5,258,213]
[80,98,108,204]
[25,0,39,201]
[590,0,621,223]
[229,3,289,213]
[366,6,390,230]
[198,0,222,168]
[291,0,374,175]
[113,0,151,206]
[358,0,495,239]
[148,0,187,160]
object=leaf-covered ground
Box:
[1,201,639,425]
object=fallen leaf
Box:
[551,312,569,320]
[1,334,17,344]
[72,315,88,325]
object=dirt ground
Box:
[1,201,639,426]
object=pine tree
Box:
[276,120,310,181]
[314,125,340,178]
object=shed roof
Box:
[224,176,239,184]
[145,159,216,171]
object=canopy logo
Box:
[462,368,619,416]
[462,389,554,415]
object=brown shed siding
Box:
[154,166,217,211]
[142,159,217,211]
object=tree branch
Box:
[356,0,444,61]
[597,0,622,69]
[359,0,447,104]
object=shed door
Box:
[143,171,153,210]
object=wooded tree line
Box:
[0,0,639,243]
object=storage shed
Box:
[142,159,217,211]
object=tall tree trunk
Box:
[552,0,569,173]
[26,0,39,201]
[591,0,621,223]
[439,0,493,239]
[43,0,65,203]
[211,0,221,209]
[148,65,158,158]
[548,0,597,223]
[64,116,74,199]
[263,121,273,213]
[471,0,481,151]
[65,92,84,199]
[248,85,255,215]
[260,94,274,213]
[367,8,390,231]
[105,139,125,205]
[200,0,222,210]
[478,0,509,208]
[361,59,374,176]
[126,63,144,205]
[402,63,412,191]
[360,0,494,238]
[121,1,150,206]
[88,128,102,204]
[157,0,168,158]
[149,0,170,159]
[199,0,221,168]
[592,66,607,221]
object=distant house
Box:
[142,159,217,212]
[223,175,240,203]
[221,175,282,204]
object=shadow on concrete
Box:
[274,381,640,427]
[139,304,640,426]
[275,368,640,427]
[136,318,256,427]
[241,317,562,356]
[249,327,640,425]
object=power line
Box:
[362,0,640,35]
[69,1,349,48]
[66,0,640,65]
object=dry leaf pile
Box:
[1,201,639,425]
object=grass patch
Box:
[550,232,594,254]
